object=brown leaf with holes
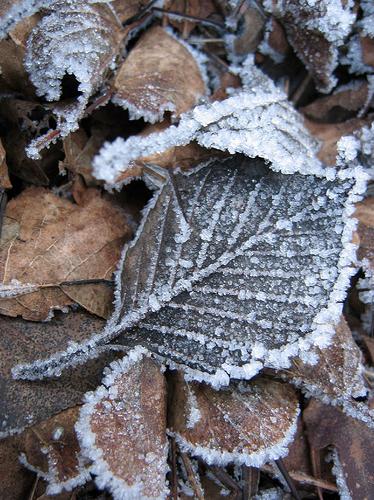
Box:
[168,373,299,466]
[0,139,11,190]
[284,317,366,405]
[76,352,169,499]
[0,310,117,437]
[21,406,90,495]
[0,187,131,320]
[304,399,374,499]
[113,26,206,123]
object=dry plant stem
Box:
[242,466,260,498]
[28,475,39,500]
[152,7,226,31]
[122,0,159,26]
[260,465,338,493]
[274,458,301,500]
[0,190,6,237]
[309,446,324,500]
[209,465,241,498]
[290,74,313,106]
[179,451,204,500]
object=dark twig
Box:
[274,458,302,500]
[242,466,260,498]
[179,451,204,500]
[208,465,242,498]
[152,7,226,31]
[122,0,159,26]
[169,437,178,500]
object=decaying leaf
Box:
[0,310,116,437]
[20,407,91,495]
[0,433,34,499]
[283,317,369,422]
[355,195,374,269]
[112,26,207,123]
[76,348,169,500]
[304,399,374,499]
[24,0,122,159]
[168,372,299,467]
[269,0,355,92]
[14,152,366,386]
[0,186,130,320]
[0,139,11,190]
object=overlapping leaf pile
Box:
[0,1,374,499]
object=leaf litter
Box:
[0,0,374,498]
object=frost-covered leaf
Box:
[0,186,130,320]
[283,317,369,423]
[304,399,374,499]
[356,195,374,269]
[168,372,299,467]
[0,0,49,39]
[94,58,323,187]
[112,26,207,123]
[268,0,355,93]
[14,152,366,386]
[20,407,91,495]
[0,310,116,437]
[23,0,122,158]
[75,348,169,500]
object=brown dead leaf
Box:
[0,139,11,190]
[0,187,131,320]
[361,36,374,68]
[76,351,169,499]
[165,0,217,38]
[0,434,35,499]
[304,399,374,499]
[111,0,149,24]
[301,81,371,123]
[0,310,117,437]
[355,196,374,270]
[113,26,206,123]
[304,115,373,165]
[228,4,265,57]
[284,317,367,405]
[168,373,299,466]
[21,406,90,495]
[264,17,289,61]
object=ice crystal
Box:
[13,152,367,386]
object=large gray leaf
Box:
[13,155,363,387]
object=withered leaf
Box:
[283,317,368,414]
[271,0,354,92]
[20,407,90,495]
[168,372,299,467]
[76,349,169,500]
[15,154,363,387]
[355,196,374,270]
[0,187,131,320]
[113,26,207,123]
[23,0,122,158]
[0,138,11,190]
[304,399,374,499]
[0,310,116,437]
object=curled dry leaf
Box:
[168,372,299,467]
[112,26,207,123]
[20,407,91,495]
[304,399,374,499]
[0,187,131,320]
[76,348,169,500]
[24,0,122,158]
[270,0,355,92]
[0,310,116,437]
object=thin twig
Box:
[242,466,260,498]
[261,464,338,493]
[169,437,178,500]
[152,7,226,31]
[179,452,204,500]
[274,458,301,500]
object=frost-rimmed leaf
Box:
[75,347,169,500]
[13,151,368,386]
[19,407,91,495]
[168,372,299,467]
[267,0,355,93]
[112,26,208,123]
[93,56,324,187]
[23,0,122,159]
[282,317,374,427]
